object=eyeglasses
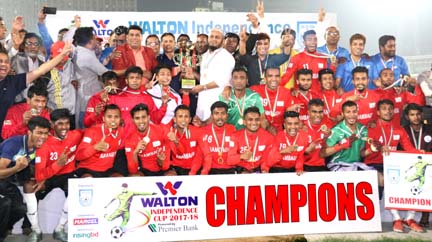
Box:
[25,42,40,47]
[327,32,339,37]
[146,42,159,47]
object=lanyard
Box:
[322,92,335,114]
[211,124,226,163]
[264,86,279,118]
[244,130,259,162]
[350,55,361,67]
[410,126,423,149]
[258,55,268,80]
[101,124,119,139]
[233,91,246,122]
[299,91,312,102]
[380,57,395,71]
[306,120,327,133]
[174,126,191,140]
[202,49,222,70]
[340,121,367,139]
[285,132,299,148]
[143,126,151,144]
[379,120,393,146]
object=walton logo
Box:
[148,224,157,232]
[93,20,110,28]
[156,181,182,196]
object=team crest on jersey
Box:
[79,189,93,207]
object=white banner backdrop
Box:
[384,152,432,211]
[68,171,380,242]
[45,11,336,49]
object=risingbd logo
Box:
[93,19,110,29]
[156,181,182,196]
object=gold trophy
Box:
[173,40,202,90]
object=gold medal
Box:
[330,54,337,64]
[320,124,328,132]
[293,145,299,151]
[217,153,224,164]
[238,118,244,125]
[143,136,150,144]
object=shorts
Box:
[367,163,383,173]
[139,167,167,176]
[170,166,191,176]
[269,167,295,173]
[16,164,35,185]
[235,166,261,174]
[209,168,236,175]
[304,165,328,172]
[75,168,117,178]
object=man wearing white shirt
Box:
[192,28,235,123]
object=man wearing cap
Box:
[193,28,235,123]
[281,30,331,93]
[268,28,298,89]
[100,25,128,69]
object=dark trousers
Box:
[0,182,27,237]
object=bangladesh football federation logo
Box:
[79,189,93,207]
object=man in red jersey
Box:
[199,101,238,175]
[83,71,119,127]
[35,109,82,241]
[109,66,168,137]
[2,83,50,140]
[303,99,333,171]
[281,30,331,92]
[125,103,170,176]
[361,99,423,233]
[75,104,124,178]
[163,105,202,176]
[319,68,340,123]
[250,67,298,135]
[330,66,380,126]
[375,68,425,126]
[291,68,321,121]
[262,111,309,174]
[230,106,273,173]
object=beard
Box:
[208,44,220,52]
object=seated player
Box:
[125,104,170,176]
[35,109,83,241]
[75,104,124,178]
[231,107,273,173]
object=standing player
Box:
[361,99,421,233]
[75,104,124,178]
[250,67,298,135]
[318,68,340,123]
[403,103,432,228]
[231,107,273,173]
[281,30,330,92]
[262,111,308,174]
[125,104,170,176]
[35,109,83,241]
[292,68,321,121]
[331,66,380,126]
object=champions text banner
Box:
[68,171,381,241]
[384,152,432,211]
[46,11,336,49]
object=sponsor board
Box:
[69,171,380,241]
